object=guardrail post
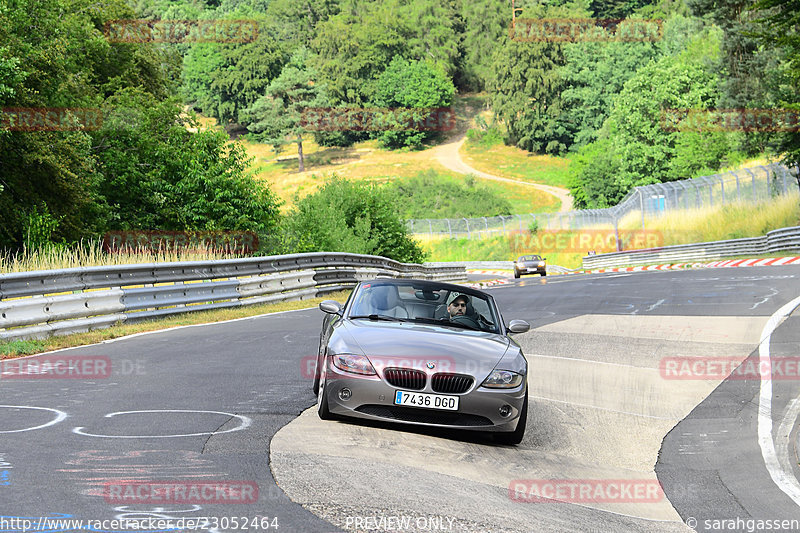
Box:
[718,174,725,204]
[638,189,645,230]
[463,218,471,239]
[746,167,756,202]
[730,170,740,201]
[446,219,452,239]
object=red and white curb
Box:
[467,270,513,276]
[571,256,800,274]
[463,278,511,289]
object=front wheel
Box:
[495,391,527,445]
[541,271,547,277]
[316,359,332,420]
[514,270,520,279]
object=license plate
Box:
[394,391,459,411]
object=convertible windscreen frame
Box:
[344,280,503,334]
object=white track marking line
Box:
[72,409,252,439]
[777,398,800,491]
[758,294,800,506]
[0,405,68,433]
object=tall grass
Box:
[423,193,800,269]
[619,193,800,244]
[0,241,245,274]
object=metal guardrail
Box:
[0,253,466,341]
[582,225,800,269]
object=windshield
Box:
[519,255,542,261]
[348,282,499,333]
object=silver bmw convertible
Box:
[313,278,531,444]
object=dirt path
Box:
[431,135,574,212]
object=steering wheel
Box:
[449,314,481,330]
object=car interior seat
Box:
[370,285,408,318]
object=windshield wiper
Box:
[350,314,407,322]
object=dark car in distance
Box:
[514,255,546,278]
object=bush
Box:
[281,175,427,263]
[383,169,513,219]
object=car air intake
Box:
[384,368,426,390]
[431,373,474,394]
[355,405,492,426]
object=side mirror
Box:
[507,320,530,334]
[319,300,343,315]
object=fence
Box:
[0,252,466,341]
[408,164,799,240]
[581,225,800,269]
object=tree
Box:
[489,37,570,154]
[569,28,737,207]
[559,38,660,150]
[310,0,461,105]
[205,20,287,126]
[749,0,800,186]
[282,175,427,263]
[242,47,327,171]
[459,0,509,90]
[370,56,456,149]
[93,88,280,238]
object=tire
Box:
[495,391,527,445]
[316,358,332,420]
[312,352,322,395]
[541,271,547,277]
[514,270,520,279]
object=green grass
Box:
[380,169,557,219]
[460,138,574,188]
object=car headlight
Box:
[481,370,524,388]
[332,354,376,375]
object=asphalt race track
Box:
[1,266,799,533]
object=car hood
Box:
[341,320,511,376]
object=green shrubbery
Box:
[280,176,427,263]
[384,170,513,219]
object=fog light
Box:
[499,405,512,417]
[339,388,352,401]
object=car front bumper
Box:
[321,359,527,432]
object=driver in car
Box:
[447,294,469,318]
